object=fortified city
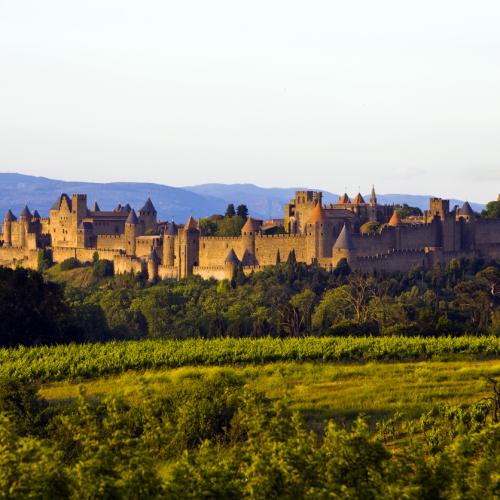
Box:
[1,188,499,281]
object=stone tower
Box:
[124,209,139,256]
[2,210,16,247]
[291,191,322,234]
[240,217,260,265]
[332,224,355,267]
[19,206,32,248]
[178,216,199,278]
[306,201,329,263]
[162,222,176,267]
[71,194,88,225]
[224,248,240,280]
[138,198,157,234]
[147,248,159,282]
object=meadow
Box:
[40,359,500,427]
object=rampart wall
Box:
[254,234,307,264]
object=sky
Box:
[0,1,499,202]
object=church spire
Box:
[370,185,377,205]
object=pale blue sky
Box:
[0,0,499,202]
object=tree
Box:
[289,289,316,334]
[236,204,249,219]
[217,216,245,237]
[199,218,218,236]
[225,204,236,218]
[394,204,423,218]
[481,200,500,219]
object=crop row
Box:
[1,336,499,383]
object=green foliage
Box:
[217,215,245,236]
[92,258,114,278]
[1,336,499,383]
[0,363,499,498]
[60,257,80,271]
[0,267,81,347]
[481,200,500,218]
[0,378,48,435]
[37,249,52,272]
[394,203,423,218]
[198,217,218,236]
[225,203,236,218]
[236,204,249,219]
[360,221,381,234]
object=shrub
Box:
[93,259,114,278]
[60,257,80,271]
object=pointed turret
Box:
[307,202,327,223]
[388,211,402,227]
[20,205,32,219]
[32,210,41,219]
[184,216,198,231]
[92,202,100,212]
[164,221,176,235]
[338,193,351,204]
[460,201,474,217]
[140,198,156,213]
[333,224,355,250]
[225,248,240,265]
[370,185,377,205]
[241,216,261,234]
[352,193,366,204]
[4,209,16,222]
[126,209,139,225]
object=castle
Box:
[1,189,499,281]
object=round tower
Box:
[240,217,260,265]
[124,209,139,256]
[2,210,16,247]
[332,224,356,267]
[19,205,31,248]
[162,222,176,267]
[224,248,240,280]
[306,202,328,263]
[147,249,159,282]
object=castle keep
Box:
[1,189,499,280]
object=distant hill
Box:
[185,183,485,218]
[0,173,485,222]
[0,173,227,222]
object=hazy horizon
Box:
[1,1,499,202]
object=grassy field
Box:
[44,263,98,287]
[40,359,500,426]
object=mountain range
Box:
[0,173,485,222]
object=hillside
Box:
[0,172,485,221]
[186,183,485,217]
[0,173,226,221]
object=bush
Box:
[59,257,80,271]
[93,259,114,278]
[0,378,48,435]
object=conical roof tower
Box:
[388,211,402,227]
[307,202,327,224]
[333,224,355,250]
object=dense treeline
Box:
[1,257,499,346]
[1,373,499,498]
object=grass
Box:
[45,264,98,287]
[40,359,500,426]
